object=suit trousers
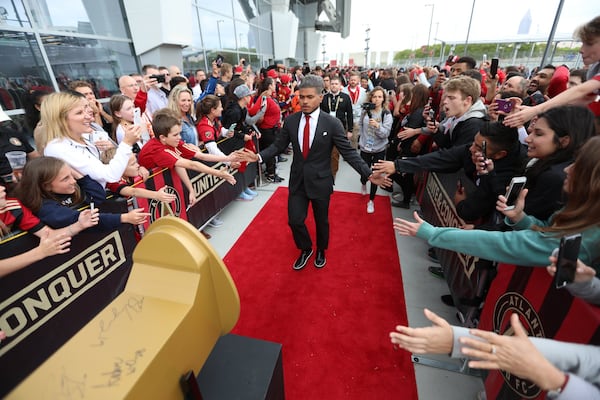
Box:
[288,181,331,251]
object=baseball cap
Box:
[233,85,256,99]
[267,69,278,79]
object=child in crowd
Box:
[109,94,150,148]
[0,184,73,277]
[138,108,240,207]
[15,157,149,231]
[106,154,177,204]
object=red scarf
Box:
[348,86,359,104]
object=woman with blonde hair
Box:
[41,91,140,188]
[167,85,198,145]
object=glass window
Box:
[41,34,138,98]
[0,0,31,28]
[0,30,53,111]
[30,0,128,38]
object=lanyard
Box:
[328,94,341,112]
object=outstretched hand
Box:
[235,148,259,163]
[39,230,71,257]
[393,211,424,237]
[503,105,535,127]
[368,171,391,188]
[390,308,454,354]
[373,160,396,175]
[460,313,566,391]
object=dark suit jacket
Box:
[320,92,353,132]
[260,111,372,199]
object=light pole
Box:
[364,27,370,67]
[216,19,224,50]
[322,36,326,65]
[425,4,434,66]
[464,0,476,55]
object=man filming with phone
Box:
[140,64,168,116]
[374,121,526,228]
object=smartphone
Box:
[133,108,142,126]
[428,108,435,121]
[91,130,109,143]
[228,122,237,133]
[496,99,513,113]
[490,58,499,78]
[503,176,527,210]
[554,233,582,288]
[215,54,224,67]
[90,201,95,212]
[481,140,487,160]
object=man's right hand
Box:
[141,75,158,93]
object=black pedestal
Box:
[196,334,285,400]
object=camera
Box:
[361,102,376,111]
[362,102,376,118]
[215,54,224,67]
[150,74,166,83]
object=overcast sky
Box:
[325,0,598,55]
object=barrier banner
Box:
[133,161,257,230]
[0,200,138,397]
[478,263,600,400]
[419,172,482,320]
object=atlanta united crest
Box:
[493,292,545,398]
[147,186,181,222]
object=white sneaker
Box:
[361,184,367,195]
[209,216,224,227]
[367,200,375,214]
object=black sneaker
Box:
[441,294,455,306]
[428,266,445,279]
[427,247,439,263]
[391,201,410,209]
[265,174,284,183]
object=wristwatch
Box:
[546,374,569,399]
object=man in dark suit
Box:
[243,75,384,270]
[320,75,353,180]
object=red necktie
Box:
[302,114,310,159]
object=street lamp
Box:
[464,0,476,55]
[425,4,434,66]
[365,27,370,67]
[216,19,224,50]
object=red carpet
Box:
[224,188,417,399]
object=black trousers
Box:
[259,127,277,175]
[360,149,386,200]
[288,183,330,251]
